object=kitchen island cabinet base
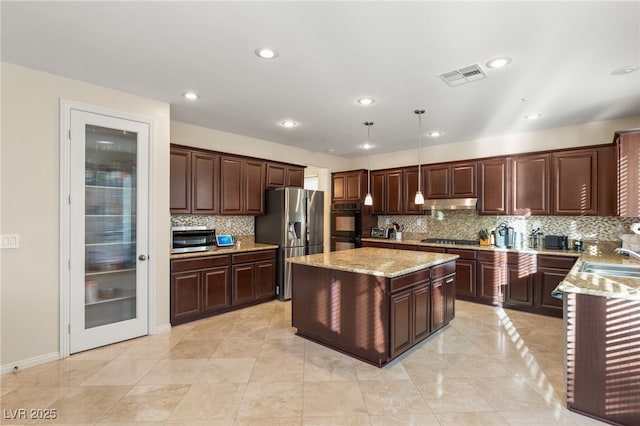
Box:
[291,260,455,367]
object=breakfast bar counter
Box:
[287,247,458,367]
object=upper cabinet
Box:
[615,131,640,217]
[402,167,423,214]
[425,162,476,199]
[478,158,509,215]
[552,149,598,215]
[511,154,550,215]
[371,169,403,215]
[220,156,265,215]
[332,170,367,202]
[170,146,219,215]
[265,162,305,189]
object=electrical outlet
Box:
[225,218,231,227]
[385,218,390,225]
[417,218,422,225]
[1,234,19,249]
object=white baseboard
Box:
[151,323,171,335]
[1,351,60,375]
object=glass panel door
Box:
[69,109,148,353]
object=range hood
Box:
[424,198,478,210]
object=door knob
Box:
[138,255,147,261]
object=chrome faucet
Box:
[614,247,640,261]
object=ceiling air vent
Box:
[439,64,487,87]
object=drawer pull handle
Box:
[445,278,454,284]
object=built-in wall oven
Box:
[171,226,216,253]
[330,203,362,251]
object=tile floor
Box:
[0,300,607,425]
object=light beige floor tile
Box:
[417,330,486,355]
[413,377,494,413]
[250,355,304,383]
[303,350,357,382]
[499,410,579,425]
[354,360,410,381]
[467,376,555,411]
[118,337,178,359]
[187,322,235,339]
[166,419,235,426]
[212,336,265,358]
[2,359,108,388]
[170,383,246,420]
[443,353,513,378]
[0,386,71,413]
[303,415,371,425]
[68,339,135,360]
[368,413,441,425]
[265,321,298,340]
[80,359,158,386]
[237,382,303,418]
[138,359,207,385]
[435,411,509,425]
[259,338,306,358]
[359,380,431,416]
[100,384,190,422]
[234,417,302,426]
[43,385,131,423]
[167,338,223,359]
[198,358,256,383]
[303,381,367,417]
[400,353,461,381]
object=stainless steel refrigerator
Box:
[255,188,324,300]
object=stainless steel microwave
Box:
[171,226,216,253]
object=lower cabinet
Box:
[504,253,536,308]
[390,282,432,358]
[477,251,506,305]
[535,255,576,316]
[447,248,476,299]
[171,249,276,325]
[432,269,456,332]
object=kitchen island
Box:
[287,247,458,367]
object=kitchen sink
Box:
[579,262,640,279]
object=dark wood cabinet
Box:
[231,250,277,306]
[511,154,550,215]
[390,288,413,358]
[476,251,506,304]
[535,255,575,316]
[220,156,265,215]
[425,162,476,199]
[552,149,598,215]
[504,253,536,308]
[403,168,423,214]
[615,130,640,217]
[332,170,367,202]
[170,255,230,325]
[371,171,386,214]
[478,158,509,215]
[371,169,402,214]
[447,248,476,299]
[265,162,305,189]
[431,264,456,331]
[170,147,219,214]
[413,283,432,342]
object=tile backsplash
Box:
[378,210,639,246]
[171,215,254,236]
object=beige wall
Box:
[0,63,171,368]
[351,116,640,171]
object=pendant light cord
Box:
[415,110,425,192]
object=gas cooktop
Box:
[420,238,480,246]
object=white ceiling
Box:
[2,1,639,158]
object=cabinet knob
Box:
[138,255,147,261]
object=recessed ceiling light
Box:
[611,65,638,75]
[521,97,531,102]
[183,92,199,100]
[427,131,443,137]
[486,57,512,69]
[524,114,543,120]
[357,97,376,106]
[255,48,278,59]
[360,143,375,150]
[280,120,297,128]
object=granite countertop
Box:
[170,242,278,260]
[286,247,459,278]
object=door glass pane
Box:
[84,125,137,329]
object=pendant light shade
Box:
[364,121,374,206]
[414,109,425,205]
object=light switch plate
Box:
[1,234,20,249]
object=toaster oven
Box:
[371,227,390,238]
[171,226,216,253]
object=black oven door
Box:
[330,236,361,251]
[330,204,361,239]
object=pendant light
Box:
[414,109,425,205]
[363,121,374,206]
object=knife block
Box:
[480,238,491,246]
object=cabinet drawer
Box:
[537,255,577,270]
[418,246,446,253]
[507,252,536,267]
[232,249,276,264]
[172,255,229,273]
[390,269,430,293]
[447,248,477,260]
[477,251,507,263]
[431,261,456,279]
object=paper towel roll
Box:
[632,223,640,235]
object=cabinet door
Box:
[266,163,286,188]
[535,267,566,313]
[170,147,191,213]
[390,289,413,358]
[617,132,640,217]
[171,271,202,322]
[431,277,446,331]
[425,165,449,199]
[453,259,476,298]
[362,240,394,249]
[479,158,509,215]
[386,170,403,214]
[192,152,219,214]
[477,261,505,304]
[220,156,243,214]
[444,275,456,323]
[232,264,255,306]
[345,172,363,201]
[505,264,535,307]
[202,267,230,313]
[403,168,422,214]
[332,174,346,201]
[371,171,386,214]
[287,167,305,188]
[512,154,550,215]
[553,150,598,215]
[413,283,431,342]
[244,160,265,215]
[451,162,477,197]
[255,260,276,300]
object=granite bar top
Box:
[170,242,278,260]
[286,247,459,278]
